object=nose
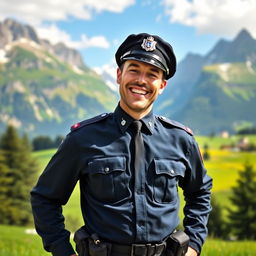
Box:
[137,72,147,85]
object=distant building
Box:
[220,131,230,138]
[238,137,249,150]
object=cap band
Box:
[121,50,169,75]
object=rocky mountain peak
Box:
[0,18,85,67]
[0,18,40,48]
[205,29,256,64]
[53,42,85,68]
[233,28,255,44]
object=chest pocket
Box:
[86,156,130,203]
[153,159,186,204]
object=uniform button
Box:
[105,167,110,173]
[148,121,152,127]
[170,169,175,174]
[121,119,126,126]
[101,113,107,117]
[138,221,144,227]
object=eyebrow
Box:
[127,63,140,69]
[127,62,161,74]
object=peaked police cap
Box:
[115,33,176,79]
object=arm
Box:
[31,134,81,256]
[180,138,212,254]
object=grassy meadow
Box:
[1,134,256,255]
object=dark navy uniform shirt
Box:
[31,104,212,256]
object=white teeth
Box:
[131,88,147,95]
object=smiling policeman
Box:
[31,33,212,256]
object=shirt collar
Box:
[114,104,155,134]
[141,111,155,134]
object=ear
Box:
[116,67,122,84]
[158,80,167,95]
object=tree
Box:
[207,196,226,238]
[53,135,64,148]
[228,162,256,240]
[0,125,38,225]
[32,135,53,150]
[0,151,12,222]
[203,143,210,160]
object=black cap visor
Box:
[121,50,168,75]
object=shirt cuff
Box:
[189,241,200,255]
[50,240,76,256]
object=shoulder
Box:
[156,115,193,136]
[70,113,111,132]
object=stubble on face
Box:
[117,60,167,119]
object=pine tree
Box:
[207,196,225,238]
[228,162,256,240]
[0,150,12,224]
[0,125,38,225]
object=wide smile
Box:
[129,86,150,96]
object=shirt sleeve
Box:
[30,133,81,256]
[179,137,212,253]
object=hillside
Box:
[173,62,256,134]
[155,29,256,134]
[0,18,118,137]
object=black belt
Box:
[111,242,166,256]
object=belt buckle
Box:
[131,243,149,256]
[131,242,166,256]
[154,242,166,256]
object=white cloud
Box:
[0,0,134,48]
[37,24,72,45]
[0,0,135,25]
[74,34,110,49]
[37,24,110,49]
[162,0,256,37]
[0,0,128,49]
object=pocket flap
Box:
[87,156,126,174]
[154,159,185,177]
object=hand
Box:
[185,247,198,256]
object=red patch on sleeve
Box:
[71,122,81,130]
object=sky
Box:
[0,0,255,71]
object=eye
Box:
[129,69,138,74]
[148,72,158,79]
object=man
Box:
[31,33,212,256]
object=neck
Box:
[119,103,152,120]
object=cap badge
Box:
[141,36,157,51]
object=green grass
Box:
[33,149,57,169]
[203,239,256,256]
[0,225,49,256]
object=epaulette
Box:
[157,116,193,136]
[70,113,110,132]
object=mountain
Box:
[156,52,205,115]
[0,18,118,137]
[155,29,256,135]
[1,18,255,137]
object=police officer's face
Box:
[117,60,167,119]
